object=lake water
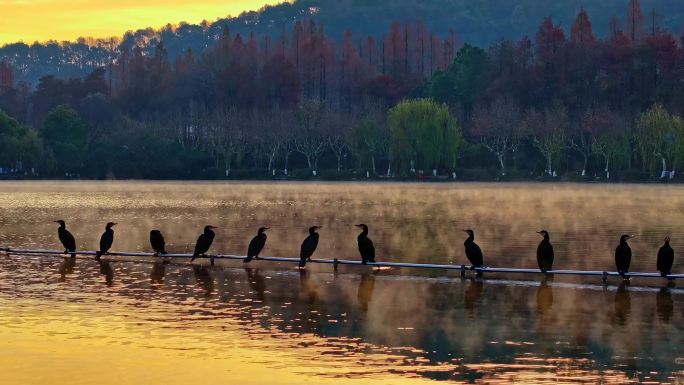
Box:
[0,181,683,384]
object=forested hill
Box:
[2,0,684,86]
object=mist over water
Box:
[1,181,683,384]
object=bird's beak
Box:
[629,235,635,239]
[54,221,60,223]
[316,226,322,230]
[462,229,468,233]
[112,223,118,226]
[354,224,362,228]
[264,227,270,230]
[536,231,542,234]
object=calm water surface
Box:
[1,181,683,384]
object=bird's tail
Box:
[191,253,198,262]
[244,256,253,263]
[298,258,307,268]
[95,251,102,260]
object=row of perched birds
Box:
[54,221,675,278]
[54,220,372,268]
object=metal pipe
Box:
[2,246,680,280]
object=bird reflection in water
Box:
[192,265,214,296]
[531,277,555,338]
[298,269,318,304]
[150,261,166,285]
[58,257,76,282]
[464,279,484,317]
[98,260,113,287]
[656,287,673,323]
[245,268,266,301]
[614,282,631,325]
[536,278,553,316]
[357,272,376,312]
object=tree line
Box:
[1,0,684,180]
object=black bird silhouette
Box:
[244,227,269,262]
[191,225,217,262]
[55,220,76,258]
[149,230,167,255]
[657,236,674,278]
[298,226,321,268]
[463,229,484,277]
[615,234,634,279]
[355,224,375,264]
[536,230,554,273]
[95,222,116,260]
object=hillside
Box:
[1,0,683,86]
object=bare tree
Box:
[471,98,524,176]
[205,108,245,176]
[294,101,327,174]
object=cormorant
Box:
[355,224,375,264]
[615,234,633,279]
[298,226,321,268]
[95,222,116,260]
[191,225,217,262]
[463,229,484,277]
[536,230,554,273]
[244,227,269,262]
[149,230,167,255]
[657,236,674,278]
[55,220,76,258]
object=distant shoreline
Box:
[0,176,680,185]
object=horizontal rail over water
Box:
[2,246,681,281]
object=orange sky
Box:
[0,1,282,45]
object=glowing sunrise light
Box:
[0,0,282,45]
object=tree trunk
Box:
[582,155,588,176]
[268,150,276,172]
[497,152,506,176]
[284,151,290,174]
[661,157,667,178]
[371,156,376,174]
[605,157,610,179]
[336,154,342,172]
[225,155,231,177]
[547,156,552,176]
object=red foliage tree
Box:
[626,0,645,43]
[0,61,13,89]
[571,8,596,45]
